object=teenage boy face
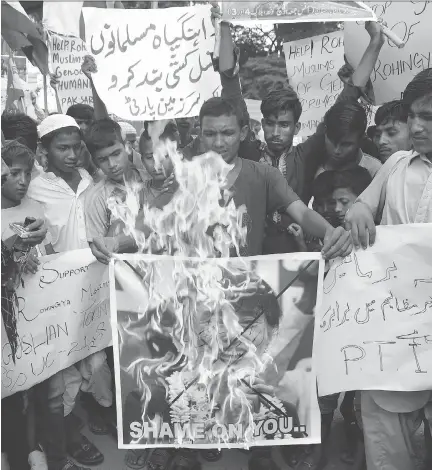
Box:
[2,159,33,204]
[374,120,411,162]
[325,132,361,169]
[140,138,173,182]
[333,187,357,223]
[262,110,300,154]
[46,131,82,174]
[200,114,248,164]
[93,141,129,183]
[408,94,432,157]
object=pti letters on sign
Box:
[283,30,345,136]
[344,1,432,104]
[49,33,93,113]
[83,5,221,121]
[1,249,111,398]
[314,224,432,397]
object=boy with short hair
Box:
[66,104,94,134]
[373,99,411,163]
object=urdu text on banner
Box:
[283,30,345,137]
[314,224,432,397]
[82,5,221,121]
[1,249,111,398]
[110,254,322,448]
[221,1,375,24]
[344,1,432,104]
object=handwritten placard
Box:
[221,1,375,24]
[314,224,432,397]
[82,5,221,121]
[49,33,93,113]
[1,249,111,398]
[344,1,432,104]
[283,30,345,136]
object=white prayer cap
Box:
[37,114,80,139]
[118,121,137,140]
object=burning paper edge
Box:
[110,252,323,449]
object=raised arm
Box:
[81,55,109,119]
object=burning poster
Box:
[110,254,322,448]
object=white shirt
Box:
[356,149,432,412]
[27,168,93,253]
[357,150,432,225]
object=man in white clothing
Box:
[345,68,432,470]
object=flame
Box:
[112,138,285,446]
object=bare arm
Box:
[82,55,109,119]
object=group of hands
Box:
[16,198,376,272]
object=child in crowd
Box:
[288,166,372,470]
[27,114,110,470]
[1,141,53,470]
[373,99,411,163]
[66,104,94,134]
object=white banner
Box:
[315,224,432,397]
[83,5,221,121]
[48,33,93,113]
[110,254,322,448]
[222,1,376,24]
[345,1,432,104]
[1,249,111,398]
[283,30,345,136]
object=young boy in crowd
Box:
[346,68,432,470]
[373,99,411,163]
[1,141,53,470]
[288,166,372,470]
[84,118,145,260]
[27,114,109,470]
[66,104,94,134]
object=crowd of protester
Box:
[1,4,431,470]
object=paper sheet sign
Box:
[48,33,93,113]
[83,5,221,121]
[344,1,432,104]
[1,249,111,398]
[283,30,345,136]
[222,1,376,24]
[314,224,432,397]
[110,254,321,448]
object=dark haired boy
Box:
[373,100,411,163]
[316,101,381,178]
[66,104,94,134]
[346,68,432,470]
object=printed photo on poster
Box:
[110,254,322,449]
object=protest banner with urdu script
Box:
[1,249,111,398]
[48,32,93,113]
[283,30,345,137]
[314,224,432,397]
[344,1,432,104]
[221,1,375,24]
[110,254,321,448]
[82,5,221,121]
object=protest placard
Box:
[314,224,432,397]
[82,5,221,121]
[283,30,345,136]
[1,249,111,398]
[344,1,432,104]
[110,254,321,448]
[48,33,93,113]
[221,1,375,24]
